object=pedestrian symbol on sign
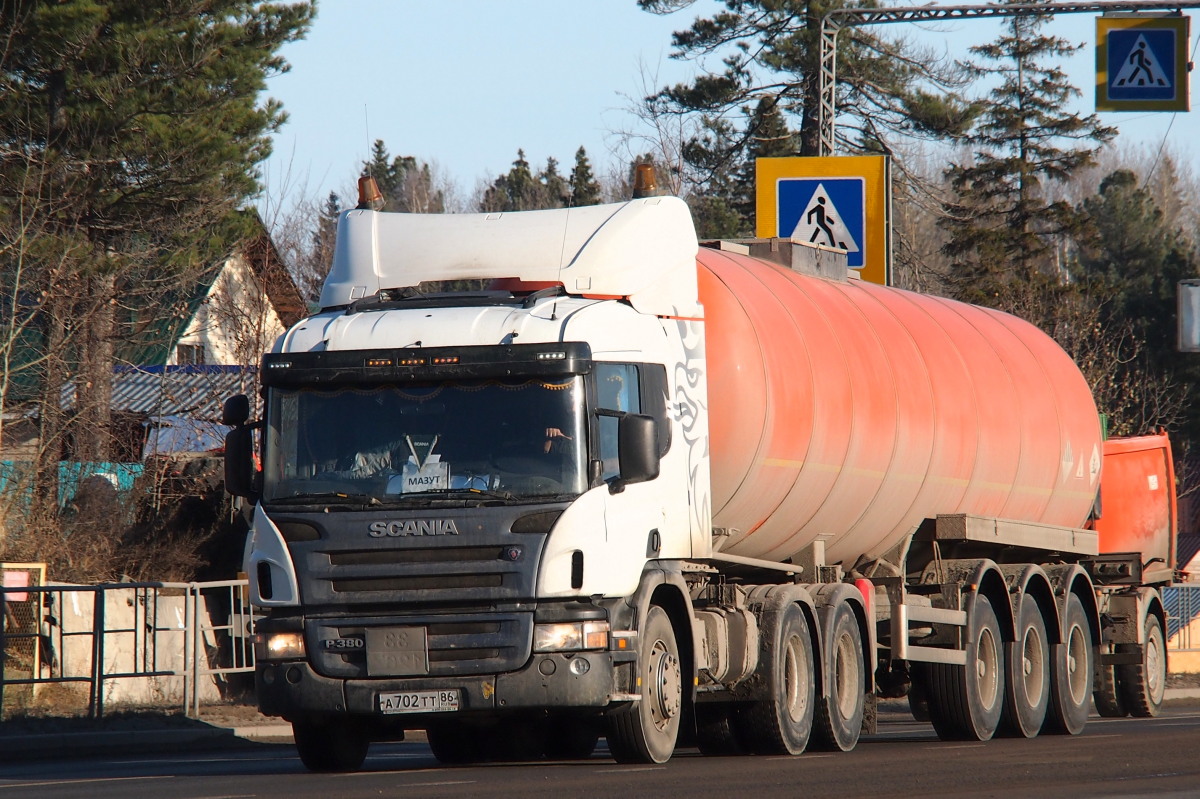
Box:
[1113,35,1168,88]
[1104,25,1180,104]
[790,183,860,256]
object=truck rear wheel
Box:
[924,593,1004,741]
[732,602,816,755]
[811,600,865,751]
[292,717,369,772]
[999,596,1049,738]
[606,605,682,763]
[1045,592,1093,735]
[1118,613,1166,718]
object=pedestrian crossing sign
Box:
[1097,15,1190,112]
[756,156,890,286]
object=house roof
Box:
[117,212,306,367]
[1178,532,1200,573]
[62,365,256,420]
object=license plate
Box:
[378,689,460,714]
[366,626,429,676]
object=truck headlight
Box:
[533,621,609,652]
[254,631,306,661]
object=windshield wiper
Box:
[410,488,517,502]
[268,492,383,506]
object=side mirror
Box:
[615,413,660,489]
[222,394,250,426]
[224,425,257,499]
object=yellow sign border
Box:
[755,156,890,286]
[1096,15,1190,112]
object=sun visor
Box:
[318,197,701,318]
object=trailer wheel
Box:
[811,600,865,751]
[1045,592,1093,735]
[1118,613,1166,718]
[606,605,682,763]
[1093,660,1128,718]
[925,593,1004,742]
[999,596,1050,738]
[292,717,369,772]
[732,602,816,755]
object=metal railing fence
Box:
[1164,584,1200,652]
[0,579,254,718]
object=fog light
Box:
[569,656,591,676]
[254,631,306,661]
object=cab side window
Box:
[596,363,640,482]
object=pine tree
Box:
[569,147,603,207]
[360,140,445,213]
[480,150,556,212]
[639,0,976,169]
[940,8,1115,320]
[0,0,313,522]
[540,157,569,209]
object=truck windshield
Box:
[262,377,587,503]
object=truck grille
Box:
[302,543,534,605]
[309,612,532,678]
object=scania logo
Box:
[368,519,461,537]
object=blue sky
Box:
[258,1,1199,213]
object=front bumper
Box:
[257,649,631,723]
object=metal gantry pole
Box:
[818,0,1200,156]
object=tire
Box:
[731,602,816,755]
[924,593,1004,742]
[695,703,746,755]
[811,600,865,751]
[427,722,488,764]
[1093,659,1129,718]
[1118,613,1166,718]
[1045,592,1093,735]
[999,596,1050,738]
[292,717,369,772]
[907,677,931,722]
[606,605,682,763]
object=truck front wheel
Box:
[292,716,369,772]
[606,605,682,764]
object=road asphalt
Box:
[2,689,1199,764]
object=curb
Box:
[0,726,247,764]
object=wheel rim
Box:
[1065,622,1089,704]
[976,625,1000,711]
[1146,625,1165,703]
[833,630,860,719]
[783,631,811,724]
[648,636,681,731]
[1021,624,1046,706]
